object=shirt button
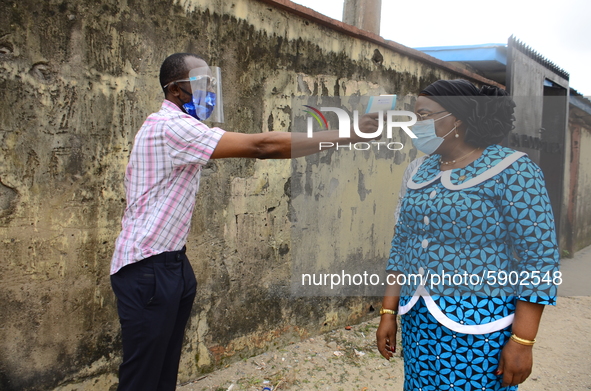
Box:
[421,239,429,248]
[424,216,430,225]
[429,190,436,199]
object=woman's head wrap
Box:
[420,79,516,147]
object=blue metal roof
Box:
[414,44,507,65]
[414,44,508,84]
[570,94,591,116]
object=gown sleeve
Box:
[498,156,560,305]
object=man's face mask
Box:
[165,66,224,123]
[178,85,216,121]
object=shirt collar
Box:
[161,99,183,112]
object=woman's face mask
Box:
[411,113,455,155]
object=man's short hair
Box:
[159,53,205,92]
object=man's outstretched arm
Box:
[210,112,381,159]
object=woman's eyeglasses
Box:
[415,110,448,122]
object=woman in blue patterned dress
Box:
[376,79,560,391]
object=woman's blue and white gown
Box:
[387,145,560,391]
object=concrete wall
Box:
[568,100,591,253]
[506,42,570,252]
[0,0,487,389]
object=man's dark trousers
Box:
[111,247,197,391]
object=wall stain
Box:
[0,0,461,389]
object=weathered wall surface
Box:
[507,42,570,251]
[568,102,591,253]
[0,0,470,389]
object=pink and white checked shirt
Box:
[110,100,225,275]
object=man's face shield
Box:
[185,66,224,123]
[165,65,224,123]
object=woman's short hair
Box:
[420,79,516,148]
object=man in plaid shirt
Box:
[110,53,381,391]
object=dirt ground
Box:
[176,295,590,391]
[177,248,591,391]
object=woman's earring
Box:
[454,124,459,138]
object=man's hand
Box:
[376,314,397,360]
[352,112,383,142]
[496,339,533,387]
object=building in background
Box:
[416,36,591,255]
